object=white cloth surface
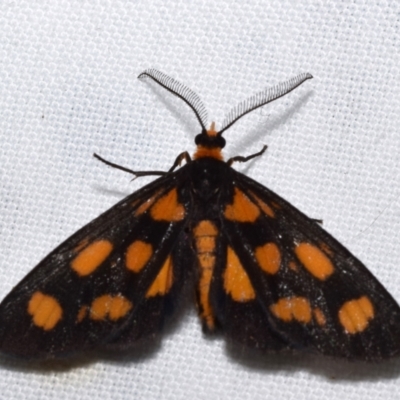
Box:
[1,1,400,399]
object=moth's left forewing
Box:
[215,171,400,361]
[0,170,193,359]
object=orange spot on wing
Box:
[74,238,89,253]
[270,297,312,323]
[150,188,185,221]
[338,296,374,334]
[194,220,219,330]
[146,255,174,297]
[255,243,281,274]
[193,146,223,160]
[28,291,63,330]
[76,305,88,323]
[71,239,113,276]
[320,242,334,256]
[313,307,326,326]
[295,242,334,280]
[288,261,299,272]
[224,188,260,222]
[126,240,153,273]
[134,190,161,216]
[90,294,132,321]
[224,247,255,302]
[108,296,133,320]
[249,192,275,218]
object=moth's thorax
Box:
[193,146,223,161]
[189,157,228,203]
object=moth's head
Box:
[193,122,226,160]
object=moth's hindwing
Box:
[0,169,192,358]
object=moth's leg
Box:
[94,151,191,178]
[227,145,267,166]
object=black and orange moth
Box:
[1,69,400,361]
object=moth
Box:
[1,69,400,361]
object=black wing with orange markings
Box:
[2,68,400,363]
[208,170,400,361]
[0,169,194,358]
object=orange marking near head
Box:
[207,122,218,137]
[126,240,153,273]
[150,188,185,221]
[250,192,275,218]
[255,243,281,274]
[224,247,255,302]
[28,291,63,330]
[313,307,326,326]
[338,296,374,334]
[224,187,260,222]
[295,242,334,280]
[194,220,218,330]
[270,297,312,323]
[76,305,88,323]
[146,255,174,297]
[71,239,113,277]
[90,294,132,321]
[193,146,223,160]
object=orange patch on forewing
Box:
[288,261,299,272]
[224,247,255,302]
[224,188,260,222]
[76,305,88,323]
[249,192,275,218]
[150,188,185,222]
[320,242,334,256]
[295,242,334,280]
[90,294,132,321]
[255,243,281,274]
[270,297,312,323]
[313,307,327,326]
[74,238,89,253]
[338,296,374,334]
[71,239,113,276]
[28,291,63,330]
[146,255,174,297]
[194,220,219,330]
[125,240,153,273]
[134,192,160,216]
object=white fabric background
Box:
[1,1,400,399]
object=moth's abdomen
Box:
[193,220,219,331]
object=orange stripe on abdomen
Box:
[193,220,218,331]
